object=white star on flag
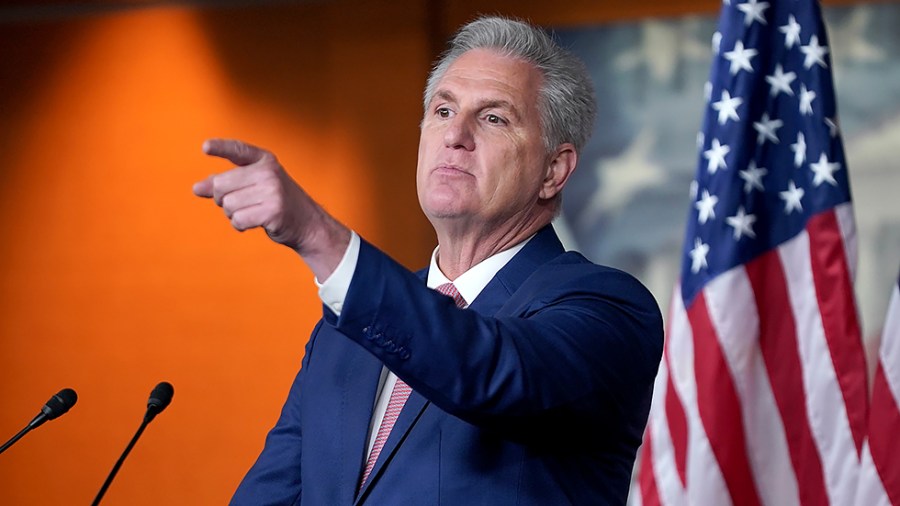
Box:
[704,138,730,173]
[779,179,805,213]
[726,206,757,239]
[739,160,768,193]
[779,14,802,48]
[753,113,783,144]
[696,190,719,224]
[801,34,829,69]
[738,0,769,26]
[724,40,758,74]
[799,83,817,115]
[766,64,796,96]
[713,90,743,124]
[689,237,710,273]
[791,131,807,167]
[809,152,840,186]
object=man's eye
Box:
[437,107,451,118]
[486,114,505,125]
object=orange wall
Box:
[0,2,430,503]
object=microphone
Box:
[0,388,78,455]
[145,381,174,424]
[92,382,174,506]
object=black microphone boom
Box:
[0,388,78,455]
[92,382,174,506]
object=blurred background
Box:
[0,0,894,504]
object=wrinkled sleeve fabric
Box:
[322,237,664,433]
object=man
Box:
[195,16,663,505]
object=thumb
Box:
[192,175,215,198]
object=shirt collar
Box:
[426,235,534,305]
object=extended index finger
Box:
[203,138,269,167]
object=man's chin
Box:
[425,208,466,221]
[420,195,474,221]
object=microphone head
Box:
[42,388,78,420]
[147,382,174,415]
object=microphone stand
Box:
[91,382,171,505]
[0,425,33,455]
[91,414,151,506]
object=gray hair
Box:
[423,16,597,154]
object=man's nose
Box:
[443,115,475,151]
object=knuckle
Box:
[211,178,225,205]
[231,213,248,231]
[221,192,239,211]
[259,162,280,180]
[259,150,277,164]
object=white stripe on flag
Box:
[835,203,859,282]
[647,359,686,506]
[667,289,732,506]
[705,269,800,506]
[779,230,860,506]
[855,441,890,506]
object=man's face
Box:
[416,49,552,230]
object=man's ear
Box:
[540,144,578,200]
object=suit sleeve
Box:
[230,323,322,506]
[323,239,664,432]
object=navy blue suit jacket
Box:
[231,225,663,505]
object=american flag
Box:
[637,1,870,505]
[855,270,900,506]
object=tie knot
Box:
[436,283,467,308]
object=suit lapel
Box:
[336,342,385,503]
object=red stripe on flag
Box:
[664,359,689,488]
[688,292,762,506]
[806,211,869,454]
[639,429,662,506]
[868,363,900,505]
[746,251,829,506]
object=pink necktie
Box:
[358,283,466,489]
